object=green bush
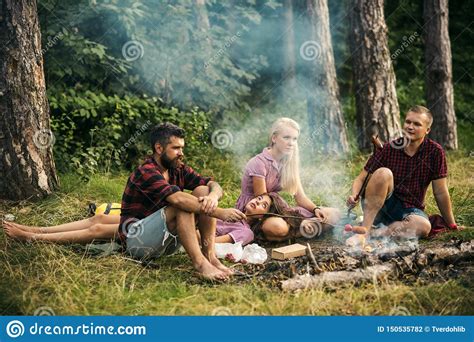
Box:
[48,89,211,178]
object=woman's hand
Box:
[313,208,326,221]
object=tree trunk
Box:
[305,0,349,154]
[194,0,211,49]
[0,0,59,200]
[282,0,297,90]
[195,0,210,30]
[349,0,402,151]
[423,0,457,149]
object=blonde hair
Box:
[268,118,302,195]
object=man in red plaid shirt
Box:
[346,106,459,246]
[120,123,245,281]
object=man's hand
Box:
[215,208,246,222]
[346,195,359,209]
[198,193,219,214]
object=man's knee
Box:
[192,185,209,197]
[410,215,431,237]
[165,206,193,233]
[372,167,393,182]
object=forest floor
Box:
[0,151,472,315]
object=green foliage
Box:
[36,0,473,176]
[48,89,211,178]
[38,0,268,112]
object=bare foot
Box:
[3,221,44,233]
[194,258,229,281]
[208,255,234,276]
[3,224,35,242]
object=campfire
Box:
[233,236,473,291]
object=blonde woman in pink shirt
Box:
[231,117,340,242]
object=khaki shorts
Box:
[126,207,181,260]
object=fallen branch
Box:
[281,264,395,291]
[306,243,323,273]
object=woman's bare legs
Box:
[3,214,120,234]
[3,223,119,244]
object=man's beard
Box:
[160,154,182,169]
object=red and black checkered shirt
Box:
[119,157,211,240]
[364,138,447,210]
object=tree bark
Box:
[423,0,457,149]
[349,0,402,151]
[282,0,297,90]
[305,0,349,154]
[0,0,59,200]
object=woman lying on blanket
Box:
[234,117,341,241]
[3,193,326,246]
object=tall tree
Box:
[282,0,297,90]
[0,0,59,200]
[423,0,457,149]
[349,0,401,150]
[305,0,349,154]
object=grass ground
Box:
[0,151,473,315]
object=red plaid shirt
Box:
[119,157,211,240]
[364,138,447,210]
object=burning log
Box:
[281,264,395,291]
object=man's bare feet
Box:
[208,255,234,276]
[3,224,35,242]
[194,258,229,281]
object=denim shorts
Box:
[363,193,429,227]
[126,207,181,260]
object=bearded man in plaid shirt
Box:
[120,123,245,281]
[346,106,460,246]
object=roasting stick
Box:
[346,135,384,218]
